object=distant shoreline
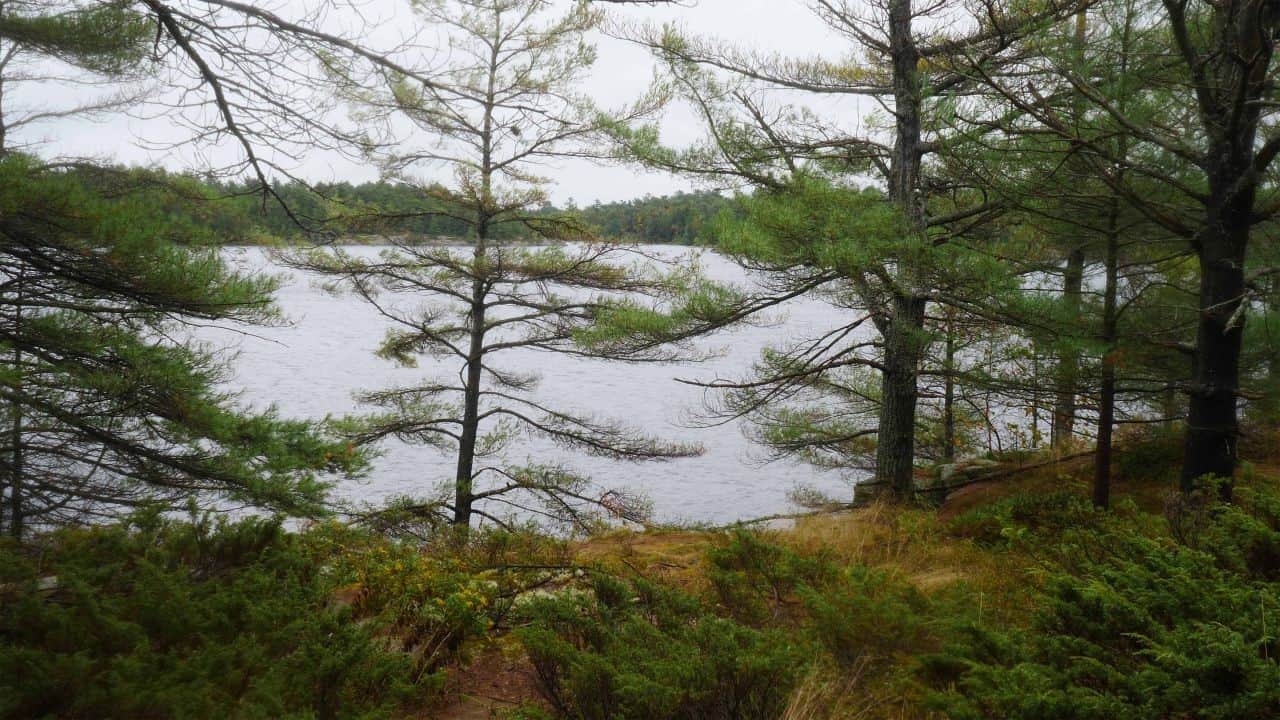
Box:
[223,234,703,248]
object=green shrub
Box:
[299,520,510,675]
[802,565,934,670]
[926,490,1280,720]
[0,511,434,719]
[1114,426,1182,482]
[948,491,1100,548]
[516,574,808,720]
[1193,484,1280,580]
[516,531,953,719]
[705,529,835,624]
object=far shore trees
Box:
[289,0,706,529]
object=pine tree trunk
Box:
[1052,247,1084,447]
[1094,363,1115,508]
[1181,194,1250,499]
[1053,12,1089,450]
[1172,2,1275,500]
[453,208,490,526]
[1163,384,1179,425]
[452,265,486,526]
[876,294,927,499]
[8,276,21,539]
[872,0,928,501]
[454,52,499,527]
[8,370,20,539]
[1093,215,1119,509]
[942,309,956,462]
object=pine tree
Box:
[963,0,1280,497]
[0,0,151,151]
[606,0,1083,500]
[0,4,359,538]
[949,0,1199,506]
[289,0,701,529]
[0,160,360,538]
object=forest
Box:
[2,0,1280,718]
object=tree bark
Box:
[1053,11,1089,450]
[872,0,929,501]
[877,295,927,497]
[1052,247,1084,447]
[1167,0,1276,500]
[8,361,20,539]
[1093,209,1119,509]
[1181,186,1251,498]
[1162,384,1179,426]
[452,257,486,526]
[942,308,957,461]
[7,273,21,538]
[452,35,501,527]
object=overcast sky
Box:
[29,0,851,204]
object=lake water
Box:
[207,245,856,525]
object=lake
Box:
[207,245,857,525]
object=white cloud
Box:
[24,0,855,204]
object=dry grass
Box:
[782,660,879,720]
[574,528,714,590]
[783,502,1025,615]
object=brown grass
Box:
[574,528,714,591]
[783,501,1032,633]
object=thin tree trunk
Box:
[1162,385,1179,425]
[1052,247,1084,447]
[985,388,994,454]
[452,255,486,527]
[9,375,20,539]
[942,309,956,462]
[1052,11,1089,450]
[453,38,500,527]
[1031,350,1041,446]
[9,275,21,538]
[1094,209,1119,509]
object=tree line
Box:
[203,179,736,245]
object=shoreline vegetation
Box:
[225,234,588,248]
[201,178,738,247]
[6,158,1279,720]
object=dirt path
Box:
[427,646,543,720]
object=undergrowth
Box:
[514,471,1280,720]
[0,507,566,719]
[5,454,1279,719]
